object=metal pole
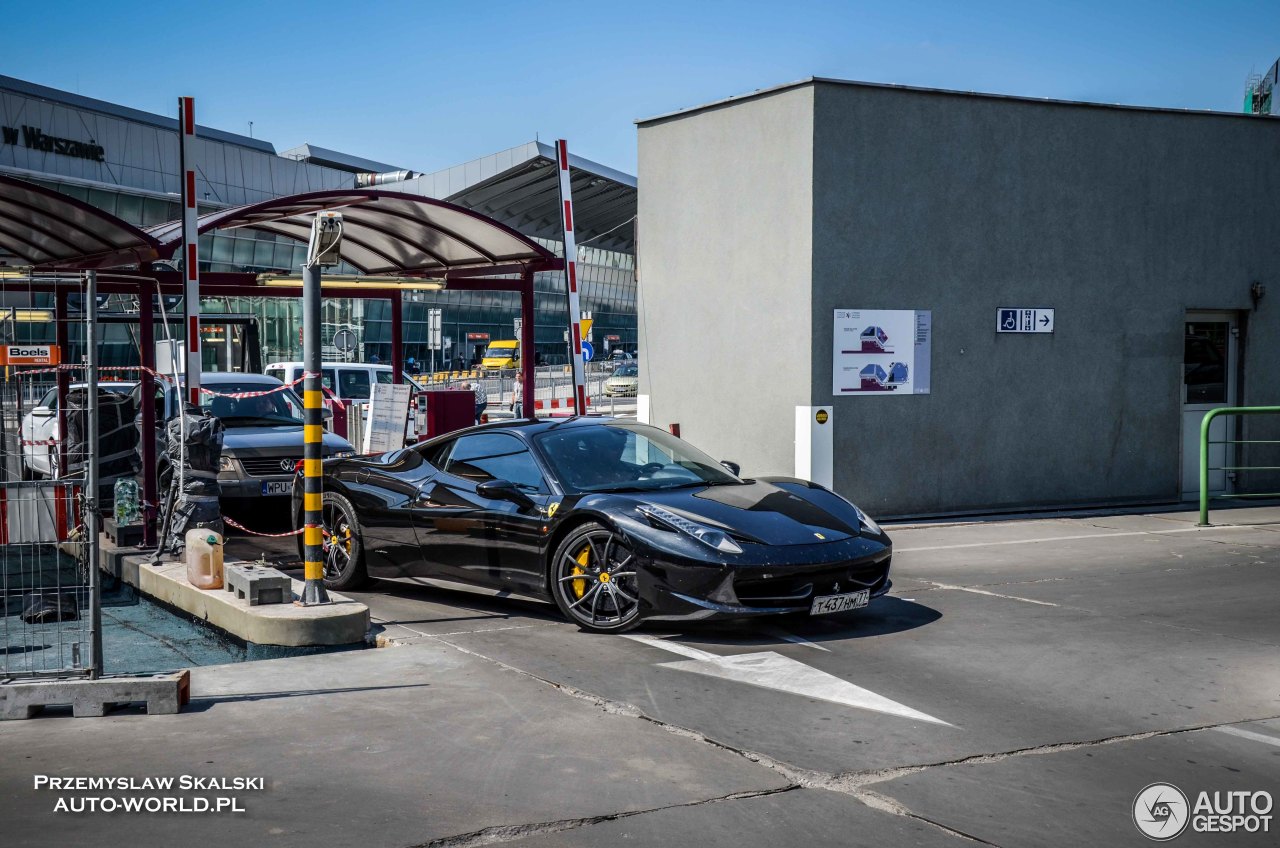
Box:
[301,262,329,605]
[390,294,403,385]
[138,276,157,547]
[54,289,69,478]
[84,271,103,678]
[178,96,202,407]
[520,268,536,419]
[554,139,587,415]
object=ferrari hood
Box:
[625,480,858,546]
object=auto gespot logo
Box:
[0,344,60,365]
[1133,782,1273,840]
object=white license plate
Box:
[261,481,292,496]
[810,589,870,616]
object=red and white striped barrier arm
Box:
[555,139,588,414]
[179,96,202,406]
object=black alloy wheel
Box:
[319,491,370,590]
[551,522,641,633]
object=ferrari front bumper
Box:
[624,530,894,622]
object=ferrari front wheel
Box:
[551,522,641,633]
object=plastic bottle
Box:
[114,477,140,525]
[186,528,224,590]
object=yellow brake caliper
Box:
[571,546,590,599]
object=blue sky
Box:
[4,1,1275,174]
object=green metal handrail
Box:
[1199,406,1280,525]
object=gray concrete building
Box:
[637,78,1280,517]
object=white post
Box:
[795,406,834,489]
[554,139,587,414]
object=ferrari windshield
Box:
[535,422,740,493]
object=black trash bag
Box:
[64,387,140,502]
[161,404,225,554]
[22,591,79,624]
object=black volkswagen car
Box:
[295,418,892,633]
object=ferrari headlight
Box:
[853,504,882,535]
[218,455,237,472]
[638,504,743,554]
[332,450,357,458]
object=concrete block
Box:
[0,670,190,720]
[103,517,144,547]
[224,563,294,606]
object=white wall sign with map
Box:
[832,309,931,396]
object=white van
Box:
[264,362,424,403]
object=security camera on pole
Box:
[301,211,343,605]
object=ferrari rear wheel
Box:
[551,522,641,633]
[319,491,371,590]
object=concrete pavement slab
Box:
[346,578,561,642]
[992,558,1280,645]
[513,785,974,848]
[441,582,1280,776]
[890,520,1278,588]
[873,720,1280,848]
[0,641,789,848]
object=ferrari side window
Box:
[447,433,548,493]
[423,439,456,470]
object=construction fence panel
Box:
[1,276,102,679]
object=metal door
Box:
[1182,312,1238,499]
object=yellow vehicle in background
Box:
[481,339,521,370]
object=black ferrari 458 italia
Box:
[293,417,892,633]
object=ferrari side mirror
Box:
[477,479,535,509]
[720,460,741,477]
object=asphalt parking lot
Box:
[4,505,1278,847]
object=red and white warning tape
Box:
[222,513,331,540]
[222,514,303,537]
[9,365,322,400]
[196,373,314,399]
[12,364,175,380]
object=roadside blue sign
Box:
[997,307,1054,334]
[581,340,594,362]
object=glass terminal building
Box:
[0,75,636,371]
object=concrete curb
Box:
[99,538,369,648]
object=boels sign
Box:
[1,125,105,163]
[0,344,60,366]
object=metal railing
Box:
[1198,406,1280,525]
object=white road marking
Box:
[624,635,720,661]
[1212,725,1280,748]
[896,525,1252,553]
[624,635,951,726]
[926,582,1059,607]
[764,628,832,652]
